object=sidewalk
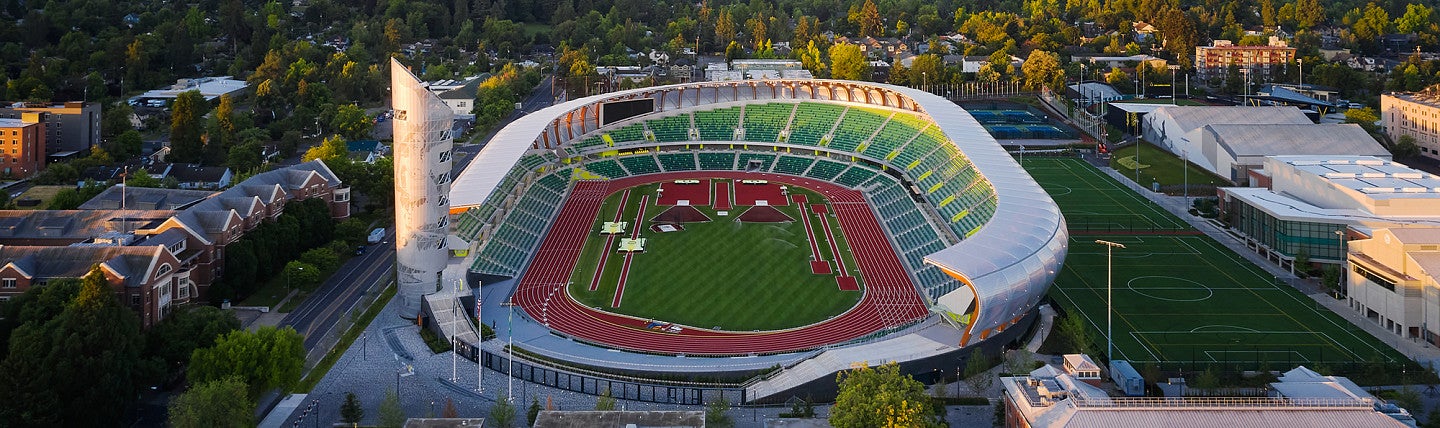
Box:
[1085,155,1440,370]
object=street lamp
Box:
[1168,65,1180,105]
[1096,240,1127,360]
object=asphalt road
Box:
[282,75,556,355]
[281,228,398,353]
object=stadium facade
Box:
[444,79,1067,401]
[391,59,456,317]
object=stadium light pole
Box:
[1096,240,1127,361]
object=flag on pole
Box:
[473,283,482,322]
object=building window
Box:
[156,264,172,277]
[1,278,13,288]
[1354,264,1397,291]
[130,293,141,306]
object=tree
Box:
[284,260,322,289]
[378,388,406,428]
[207,94,238,164]
[0,266,144,426]
[1057,312,1095,355]
[1344,107,1380,133]
[300,247,340,272]
[705,395,733,428]
[341,392,365,423]
[596,387,617,410]
[830,362,937,428]
[304,134,351,163]
[1398,5,1433,35]
[187,326,305,397]
[490,395,517,427]
[1193,366,1221,391]
[127,167,163,188]
[1021,50,1063,91]
[828,43,868,81]
[332,104,374,141]
[144,305,242,369]
[228,141,266,173]
[170,377,253,428]
[1003,347,1035,374]
[796,40,826,76]
[1295,0,1324,28]
[1106,68,1131,87]
[1394,134,1422,158]
[963,349,994,395]
[856,0,883,37]
[170,90,207,163]
[527,398,542,426]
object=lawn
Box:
[1108,141,1229,192]
[12,185,67,209]
[567,180,864,331]
[1024,158,1409,371]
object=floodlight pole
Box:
[1096,240,1127,360]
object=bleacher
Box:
[467,166,570,277]
[742,103,795,143]
[834,164,879,187]
[649,114,693,142]
[657,152,697,171]
[772,155,815,175]
[608,123,647,144]
[572,135,607,150]
[618,155,662,175]
[788,103,845,146]
[586,159,629,179]
[697,152,736,170]
[735,152,777,171]
[695,107,741,141]
[827,108,888,153]
[806,160,848,181]
[862,116,922,160]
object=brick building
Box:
[0,113,45,177]
[1195,38,1296,83]
[0,101,101,156]
[0,161,349,325]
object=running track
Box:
[511,172,930,355]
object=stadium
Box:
[442,79,1068,403]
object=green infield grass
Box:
[567,179,864,331]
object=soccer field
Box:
[567,180,864,331]
[1023,158,1406,369]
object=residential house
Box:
[168,164,233,190]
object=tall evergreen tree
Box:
[169,90,207,163]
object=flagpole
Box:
[476,282,483,393]
[507,301,514,403]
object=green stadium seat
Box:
[619,155,662,175]
[586,159,629,178]
[735,153,777,171]
[742,103,794,143]
[829,108,888,153]
[649,114,693,142]
[695,107,741,141]
[806,160,847,180]
[835,165,878,187]
[697,152,736,170]
[772,155,815,175]
[788,103,845,147]
[608,123,647,144]
[657,152,697,171]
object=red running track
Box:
[611,195,648,308]
[512,172,930,355]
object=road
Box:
[281,228,397,354]
[282,75,556,356]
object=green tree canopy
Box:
[188,325,305,396]
[304,134,351,163]
[169,377,254,428]
[169,90,208,163]
[0,266,144,426]
[829,362,938,428]
[1021,50,1064,91]
[828,43,868,81]
[331,104,375,141]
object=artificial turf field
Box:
[567,180,864,331]
[1022,158,1406,369]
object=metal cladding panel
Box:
[392,58,455,316]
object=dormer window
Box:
[156,264,172,277]
[1,278,14,288]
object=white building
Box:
[1142,106,1312,155]
[1191,123,1389,183]
[1382,86,1440,160]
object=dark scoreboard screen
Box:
[600,99,655,125]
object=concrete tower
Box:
[391,58,454,317]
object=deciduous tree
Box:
[169,90,207,163]
[170,377,253,428]
[187,325,305,396]
[829,362,937,428]
[828,43,868,81]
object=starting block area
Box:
[617,238,646,253]
[601,221,627,235]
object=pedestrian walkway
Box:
[1084,154,1440,370]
